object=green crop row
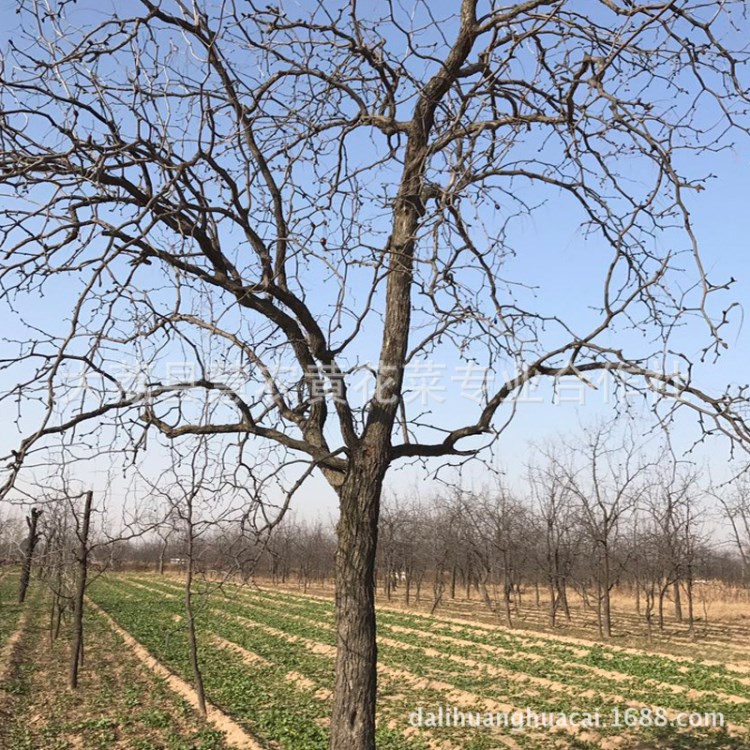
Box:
[146,577,750,721]
[103,577,746,747]
[90,578,436,750]
[228,583,750,707]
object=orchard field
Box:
[2,574,750,749]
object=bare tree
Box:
[456,486,529,626]
[293,520,335,592]
[139,437,244,717]
[643,459,703,632]
[155,515,177,576]
[529,453,578,627]
[720,475,750,587]
[630,512,663,642]
[42,501,73,644]
[558,425,650,638]
[2,2,750,746]
[0,513,24,571]
[181,463,208,717]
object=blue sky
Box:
[1,0,749,525]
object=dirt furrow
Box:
[0,605,30,687]
[209,633,332,701]
[89,599,262,750]
[214,609,626,746]
[201,586,750,705]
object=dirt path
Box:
[0,605,29,688]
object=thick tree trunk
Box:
[69,491,93,689]
[18,507,42,604]
[328,11,480,733]
[329,459,384,750]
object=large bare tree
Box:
[2,1,750,747]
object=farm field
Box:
[30,575,750,748]
[270,578,750,663]
[4,2,750,750]
[2,573,750,749]
[0,576,230,750]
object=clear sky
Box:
[0,0,749,530]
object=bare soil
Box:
[0,590,234,750]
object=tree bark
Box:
[560,582,571,621]
[548,581,557,628]
[602,551,612,639]
[503,578,513,628]
[158,542,167,575]
[18,507,42,604]
[185,526,207,716]
[658,585,666,631]
[329,457,384,750]
[686,578,695,639]
[673,580,683,622]
[69,491,93,689]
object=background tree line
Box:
[14,426,740,642]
